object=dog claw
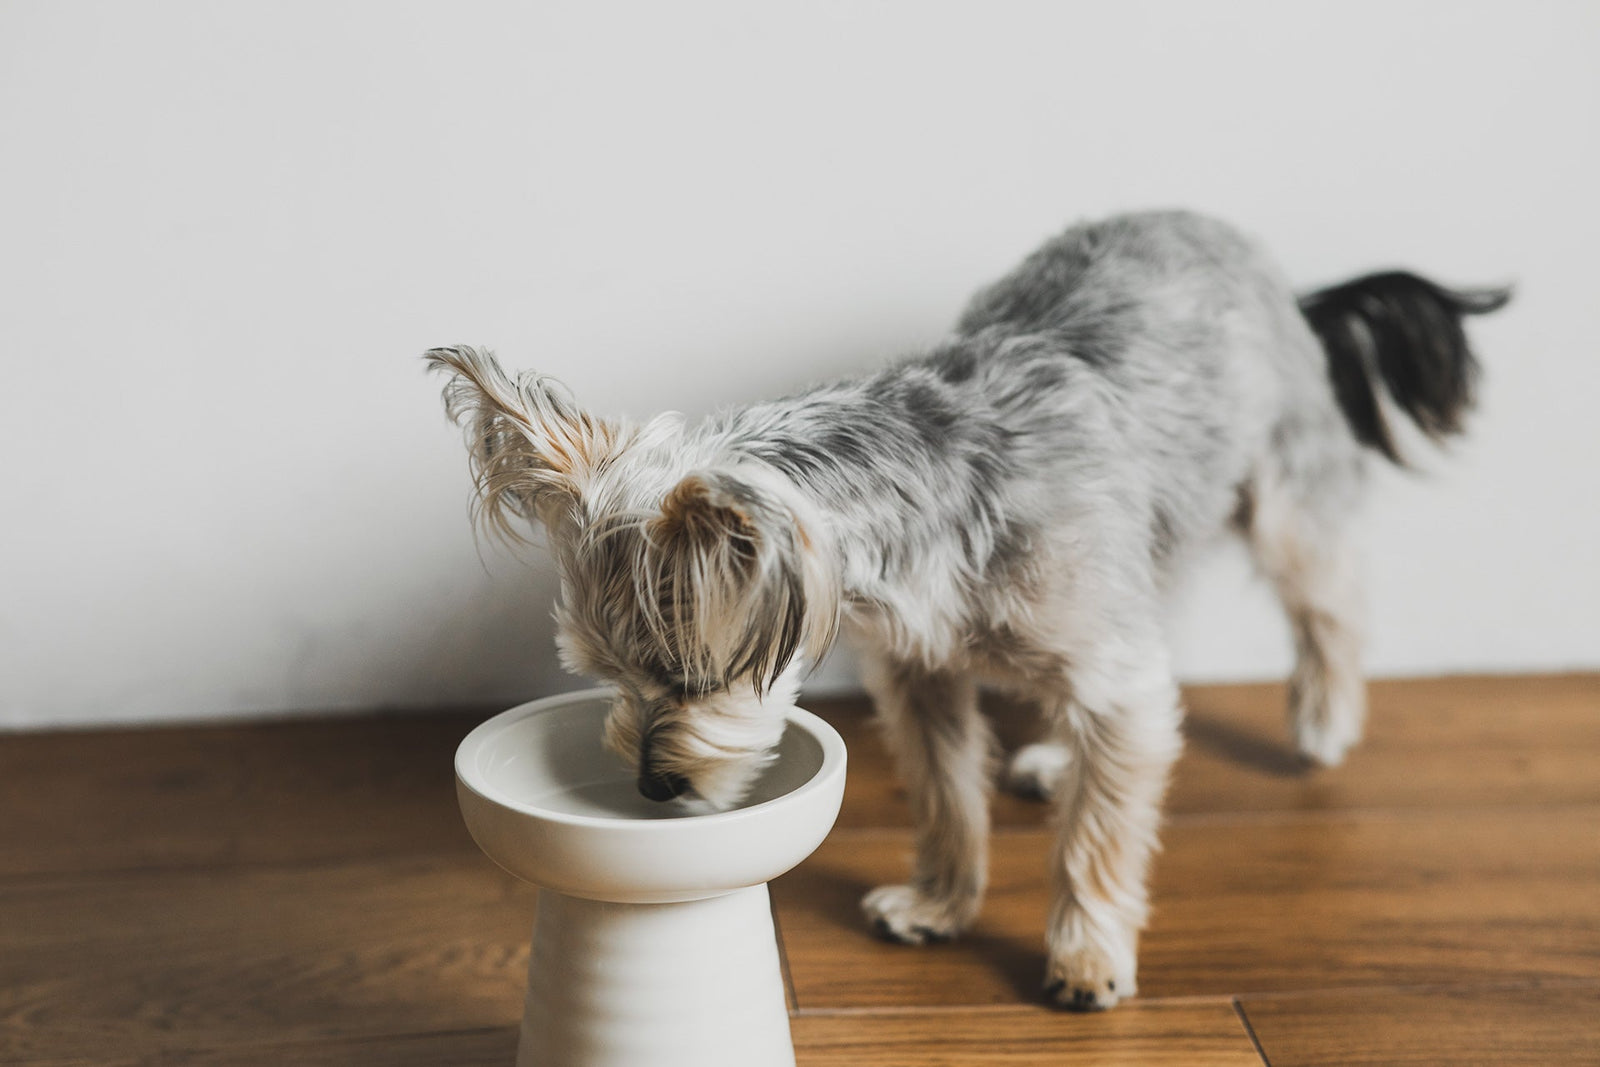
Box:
[862,884,970,946]
[1045,981,1108,1012]
[1046,969,1125,1012]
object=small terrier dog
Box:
[428,210,1506,1010]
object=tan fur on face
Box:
[600,666,801,810]
[621,469,835,697]
[431,355,837,808]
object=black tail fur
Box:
[1299,271,1510,464]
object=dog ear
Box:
[646,470,837,692]
[425,346,617,541]
[653,473,763,564]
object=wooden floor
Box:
[2,674,1597,1065]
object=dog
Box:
[427,210,1507,1010]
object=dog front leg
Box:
[859,660,992,944]
[1043,668,1182,1010]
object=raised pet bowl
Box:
[456,689,847,1067]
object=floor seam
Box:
[1233,997,1273,1067]
[820,802,1600,838]
[789,994,1242,1017]
[1229,975,1600,1002]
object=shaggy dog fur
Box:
[428,210,1507,1010]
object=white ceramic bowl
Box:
[456,689,847,904]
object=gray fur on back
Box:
[708,210,1352,667]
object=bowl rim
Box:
[455,687,847,831]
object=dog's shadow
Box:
[952,929,1050,1004]
[1182,707,1310,779]
[776,865,1049,1007]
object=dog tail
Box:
[1298,271,1510,464]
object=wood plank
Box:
[0,711,486,877]
[793,1003,1264,1066]
[0,855,533,1062]
[11,1005,1267,1067]
[1238,984,1600,1067]
[18,1028,519,1067]
[818,674,1600,829]
[772,809,1600,1009]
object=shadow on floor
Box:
[775,856,1050,1009]
[1182,708,1309,779]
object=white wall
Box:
[2,0,1596,728]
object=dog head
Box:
[428,346,837,809]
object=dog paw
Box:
[1291,699,1363,767]
[1289,670,1365,768]
[861,884,971,945]
[1294,726,1355,768]
[1044,926,1136,1012]
[1003,742,1072,801]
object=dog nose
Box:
[637,770,690,802]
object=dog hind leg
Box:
[1004,738,1074,800]
[1245,465,1367,767]
[1002,697,1080,802]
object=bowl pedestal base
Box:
[519,884,794,1067]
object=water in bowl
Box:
[480,709,825,821]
